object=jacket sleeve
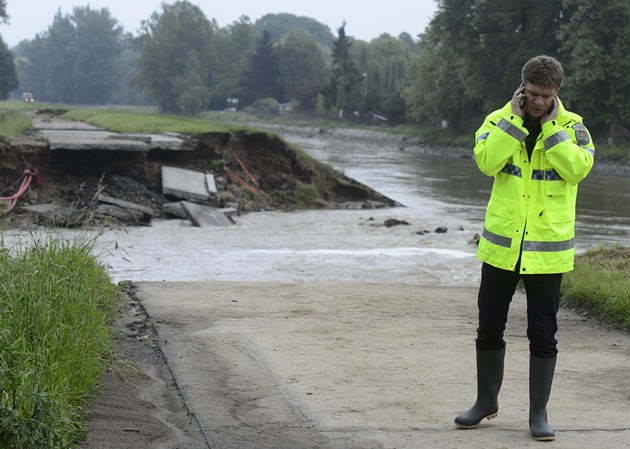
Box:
[541,120,595,185]
[474,112,528,177]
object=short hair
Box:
[521,55,564,89]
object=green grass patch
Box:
[595,143,630,162]
[63,108,237,134]
[561,244,630,329]
[0,111,32,139]
[0,230,120,447]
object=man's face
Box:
[523,83,558,118]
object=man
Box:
[454,55,595,441]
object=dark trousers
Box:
[476,262,562,359]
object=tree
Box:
[323,24,363,114]
[254,13,335,48]
[558,0,630,133]
[12,37,48,99]
[136,0,215,112]
[45,9,76,102]
[0,0,7,22]
[0,35,17,99]
[403,0,566,130]
[71,6,123,104]
[275,28,327,108]
[210,16,256,109]
[355,34,414,122]
[173,50,212,115]
[239,29,281,105]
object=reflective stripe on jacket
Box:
[474,99,595,274]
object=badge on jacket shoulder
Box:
[573,124,591,145]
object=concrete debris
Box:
[161,166,214,202]
[96,194,153,225]
[180,201,233,227]
[162,201,187,218]
[19,203,83,227]
[98,194,153,218]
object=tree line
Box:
[1,0,629,136]
[404,0,630,135]
[3,1,417,124]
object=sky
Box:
[0,0,438,48]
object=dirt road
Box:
[113,281,630,449]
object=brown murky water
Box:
[5,130,628,285]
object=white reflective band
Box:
[523,239,574,252]
[544,130,570,150]
[497,118,527,142]
[483,228,512,248]
[580,145,595,157]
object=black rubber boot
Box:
[529,355,556,441]
[455,347,505,428]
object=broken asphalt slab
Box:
[135,282,630,449]
[30,113,187,152]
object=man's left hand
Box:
[541,96,559,123]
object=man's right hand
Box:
[511,83,526,118]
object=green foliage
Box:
[558,0,630,134]
[323,25,363,112]
[0,231,120,447]
[562,244,630,329]
[403,0,565,131]
[0,36,17,100]
[209,17,256,109]
[13,7,124,105]
[239,29,282,105]
[173,50,212,115]
[0,110,32,138]
[254,13,335,48]
[250,97,280,115]
[275,28,327,108]
[354,34,414,122]
[293,181,321,207]
[71,7,124,104]
[135,0,215,113]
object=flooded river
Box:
[6,128,629,287]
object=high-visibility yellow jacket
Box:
[474,99,595,274]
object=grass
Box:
[0,111,32,139]
[562,244,630,329]
[62,108,238,135]
[0,229,120,448]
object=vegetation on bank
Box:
[562,245,630,330]
[62,108,237,135]
[0,231,119,448]
[0,110,32,139]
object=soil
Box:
[79,282,208,449]
[1,113,399,230]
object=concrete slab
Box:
[98,194,153,217]
[30,114,187,151]
[206,174,218,194]
[42,129,153,152]
[136,282,630,449]
[161,166,211,202]
[180,201,232,227]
